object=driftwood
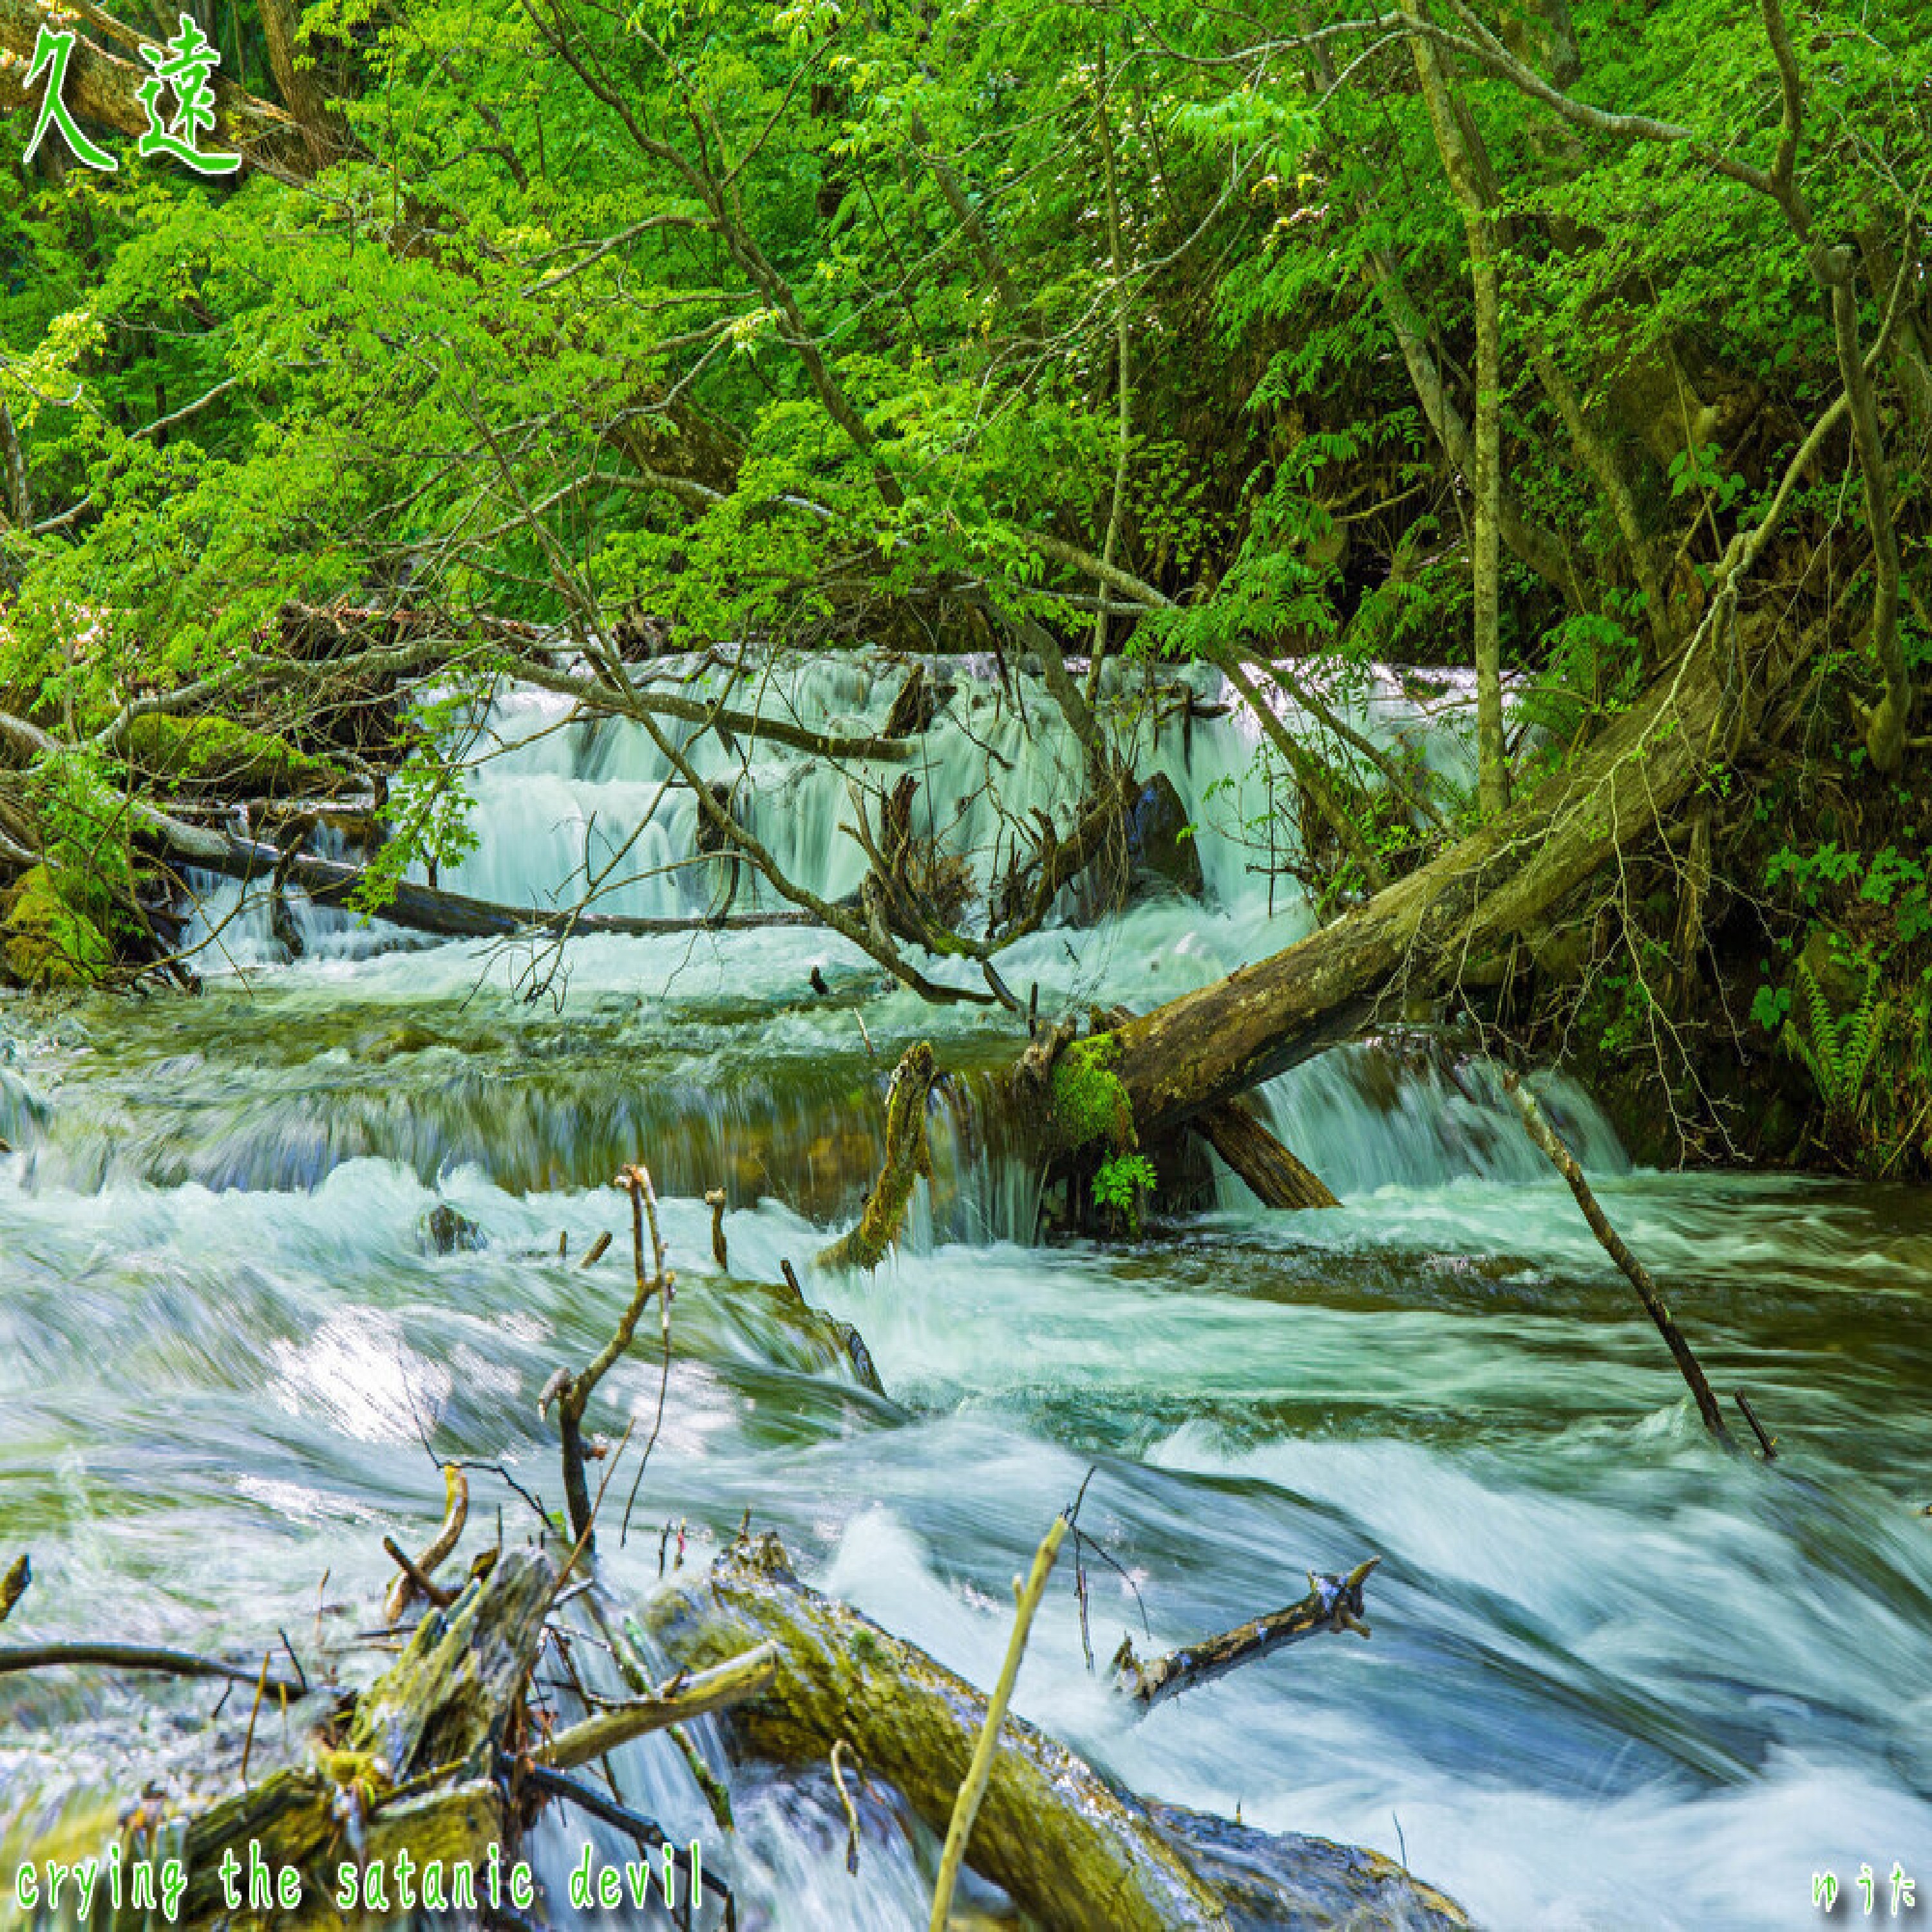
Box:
[816,1040,937,1270]
[383,1464,468,1624]
[1111,1558,1379,1710]
[1502,1071,1734,1446]
[645,1531,1470,1931]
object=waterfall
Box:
[157,650,1625,1229]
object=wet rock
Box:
[0,1066,49,1153]
[422,1202,485,1254]
[1071,773,1206,922]
[1124,773,1205,902]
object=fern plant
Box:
[1781,954,1888,1142]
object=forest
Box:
[1,0,1928,1927]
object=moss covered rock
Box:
[126,714,329,796]
[1,866,111,989]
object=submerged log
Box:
[645,1532,1471,1931]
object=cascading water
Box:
[3,653,1927,1931]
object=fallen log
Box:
[1040,602,1816,1154]
[643,1531,1471,1931]
[146,811,824,943]
[1193,1099,1341,1211]
[1079,1006,1340,1213]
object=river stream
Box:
[1,657,1927,1929]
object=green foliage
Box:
[1779,954,1888,1134]
[126,715,328,794]
[1092,1151,1157,1224]
[1750,979,1792,1034]
[1765,842,1863,910]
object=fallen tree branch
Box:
[1502,1071,1734,1446]
[0,1643,308,1697]
[384,1463,468,1624]
[1111,1558,1379,1710]
[381,1537,457,1614]
[535,1641,777,1772]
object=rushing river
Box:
[1,656,1927,1930]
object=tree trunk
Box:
[1406,4,1509,817]
[0,0,298,164]
[1041,603,1809,1148]
[260,0,336,164]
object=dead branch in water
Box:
[645,1529,1471,1931]
[0,1642,308,1697]
[547,1164,673,1549]
[929,1513,1067,1931]
[1110,1558,1380,1710]
[535,1642,778,1772]
[1502,1070,1734,1446]
[383,1463,468,1623]
[817,1041,938,1271]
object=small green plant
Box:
[1051,1034,1155,1231]
[1092,1151,1157,1218]
[1780,953,1888,1140]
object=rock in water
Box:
[1073,773,1207,922]
[1125,772,1205,902]
[422,1202,484,1254]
